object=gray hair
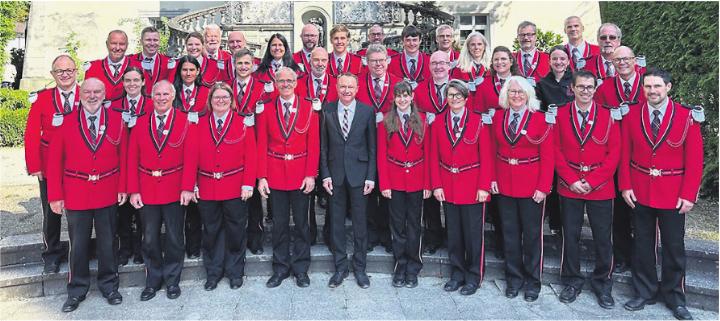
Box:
[498,76,540,112]
[597,23,622,40]
[203,24,222,35]
[435,24,453,37]
[152,80,176,96]
[365,44,388,58]
[445,79,469,99]
[517,21,537,33]
[564,16,582,26]
[275,67,298,81]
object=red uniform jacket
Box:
[472,74,503,114]
[209,49,232,62]
[513,50,550,83]
[222,76,269,115]
[215,56,263,83]
[295,73,338,105]
[84,57,131,101]
[327,52,363,77]
[450,64,489,112]
[175,84,210,117]
[127,110,196,205]
[377,113,431,192]
[564,42,600,71]
[256,96,320,190]
[414,78,449,115]
[356,72,402,114]
[492,109,554,197]
[167,55,222,87]
[127,53,173,97]
[184,112,257,200]
[430,108,493,204]
[388,51,431,84]
[293,50,312,74]
[47,107,127,210]
[618,100,703,209]
[24,85,81,174]
[554,101,620,200]
[109,94,153,119]
[355,47,399,58]
[595,74,647,109]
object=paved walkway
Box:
[0,274,716,320]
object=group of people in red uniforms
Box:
[24,16,703,320]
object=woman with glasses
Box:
[377,81,431,288]
[182,82,257,291]
[491,76,554,302]
[168,32,221,87]
[430,80,493,296]
[255,33,303,88]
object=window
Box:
[457,14,489,41]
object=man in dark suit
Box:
[320,72,376,289]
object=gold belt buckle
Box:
[508,158,519,165]
[87,174,99,182]
[213,172,223,180]
[152,170,162,177]
[284,154,294,160]
[649,168,662,177]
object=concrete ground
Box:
[0,274,717,320]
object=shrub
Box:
[0,88,29,110]
[0,107,28,146]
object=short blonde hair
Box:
[498,76,540,112]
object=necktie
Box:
[272,61,280,72]
[409,58,416,76]
[474,62,482,74]
[651,110,661,140]
[143,57,153,76]
[157,115,166,139]
[499,78,506,87]
[523,54,532,76]
[336,57,344,72]
[88,115,97,142]
[61,92,72,113]
[143,57,153,63]
[452,116,460,136]
[185,88,192,103]
[217,118,223,134]
[402,114,410,135]
[129,99,137,114]
[342,107,350,140]
[435,83,445,104]
[373,78,383,100]
[509,112,520,137]
[111,63,121,77]
[283,102,291,127]
[605,61,614,77]
[238,81,245,99]
[572,48,580,67]
[314,79,322,97]
[579,110,589,135]
[623,81,632,97]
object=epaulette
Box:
[82,61,92,71]
[102,100,112,109]
[375,112,384,123]
[545,104,557,124]
[167,59,176,69]
[242,112,255,126]
[426,112,435,125]
[481,108,495,125]
[636,55,647,68]
[681,103,705,123]
[255,99,270,114]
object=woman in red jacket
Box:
[167,32,221,87]
[182,83,257,291]
[377,81,431,288]
[430,80,493,296]
[491,75,554,302]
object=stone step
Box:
[0,241,717,311]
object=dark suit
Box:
[320,100,376,273]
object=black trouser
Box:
[184,202,202,256]
[613,176,633,267]
[547,177,562,231]
[308,189,318,245]
[66,205,118,298]
[631,203,687,308]
[39,179,65,266]
[197,198,248,281]
[388,190,423,277]
[422,197,444,247]
[139,202,185,289]
[247,189,264,252]
[329,179,368,273]
[367,188,391,248]
[117,202,142,259]
[444,202,486,286]
[270,189,312,275]
[559,197,613,294]
[497,195,544,292]
[488,197,504,256]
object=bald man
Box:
[294,24,320,72]
[356,24,399,58]
[47,78,127,312]
[562,16,600,71]
[84,30,130,101]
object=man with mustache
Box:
[204,24,232,61]
[583,23,622,81]
[293,23,320,73]
[356,24,399,58]
[85,30,131,101]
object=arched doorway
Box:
[294,6,332,51]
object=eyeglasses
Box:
[599,35,618,41]
[509,90,526,96]
[430,61,449,66]
[447,93,465,99]
[212,96,231,101]
[53,68,77,75]
[612,56,635,64]
[275,79,295,84]
[301,34,318,38]
[574,85,596,92]
[518,33,536,38]
[369,32,384,37]
[368,59,386,65]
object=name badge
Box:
[142,61,153,71]
[167,59,176,69]
[52,113,64,127]
[127,116,137,128]
[217,60,225,70]
[312,98,321,111]
[525,77,536,87]
[121,111,132,123]
[243,113,255,126]
[188,112,199,124]
[264,82,274,93]
[361,56,368,66]
[610,108,623,121]
[576,58,586,69]
[467,82,477,92]
[375,112,384,123]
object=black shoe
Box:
[166,285,181,299]
[671,306,693,320]
[405,275,418,288]
[384,244,393,254]
[250,248,264,255]
[104,291,122,305]
[494,250,505,260]
[61,295,85,312]
[392,273,405,288]
[559,285,581,303]
[266,273,290,288]
[328,271,348,288]
[295,273,310,288]
[44,262,60,274]
[524,290,539,302]
[133,255,144,264]
[140,287,158,301]
[460,283,479,295]
[230,278,244,289]
[117,254,129,266]
[506,287,520,298]
[624,297,656,311]
[188,252,201,259]
[595,292,615,309]
[613,262,630,274]
[423,244,438,255]
[367,244,375,253]
[355,272,370,289]
[443,280,463,292]
[204,279,218,291]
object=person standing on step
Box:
[84,30,131,101]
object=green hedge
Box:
[0,88,29,146]
[600,2,719,198]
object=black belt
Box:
[199,166,245,180]
[267,151,308,161]
[64,168,119,182]
[567,161,601,173]
[388,156,424,168]
[139,165,183,177]
[630,161,684,177]
[496,154,540,165]
[440,161,480,174]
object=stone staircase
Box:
[1,212,717,311]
